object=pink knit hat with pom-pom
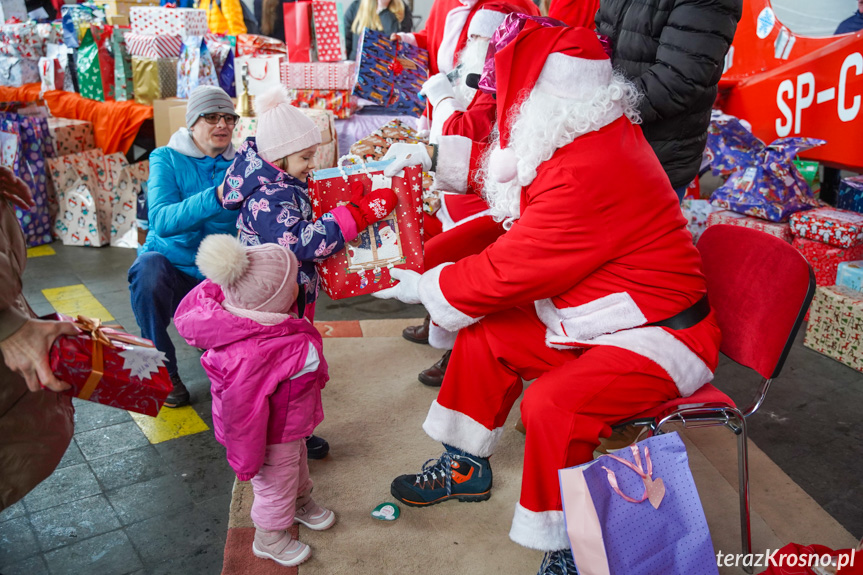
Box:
[254,86,322,163]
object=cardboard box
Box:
[107,15,130,26]
[153,98,188,148]
[104,0,158,17]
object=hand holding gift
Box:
[0,318,78,392]
[345,180,398,229]
[382,143,433,176]
[0,165,33,211]
[372,268,421,304]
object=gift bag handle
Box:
[336,153,372,182]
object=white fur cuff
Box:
[418,263,480,332]
[423,400,504,457]
[430,134,473,194]
[428,322,457,349]
[509,503,570,551]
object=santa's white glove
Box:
[420,73,456,108]
[382,143,432,176]
[372,268,422,304]
[391,32,417,46]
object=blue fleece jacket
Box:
[836,12,863,34]
[141,129,238,279]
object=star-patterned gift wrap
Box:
[837,176,863,214]
[789,207,863,249]
[124,32,184,58]
[311,0,342,62]
[803,285,863,373]
[47,118,96,156]
[354,28,429,117]
[836,261,863,293]
[129,7,208,37]
[280,60,357,90]
[232,108,337,168]
[680,199,722,244]
[0,56,39,86]
[792,237,863,286]
[308,157,424,299]
[706,210,793,243]
[286,88,357,119]
[48,314,173,416]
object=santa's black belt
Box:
[645,296,710,331]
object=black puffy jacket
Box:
[596,0,742,189]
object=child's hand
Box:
[216,183,225,204]
[347,187,398,229]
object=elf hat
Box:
[488,24,612,183]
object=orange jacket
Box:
[201,0,248,36]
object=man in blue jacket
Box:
[836,0,863,34]
[128,86,239,409]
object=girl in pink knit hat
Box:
[174,234,333,568]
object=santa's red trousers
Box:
[436,305,680,515]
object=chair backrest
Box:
[697,225,815,380]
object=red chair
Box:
[617,224,816,574]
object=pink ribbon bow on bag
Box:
[601,444,666,509]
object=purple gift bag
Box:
[559,432,718,575]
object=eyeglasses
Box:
[199,112,239,126]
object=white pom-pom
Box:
[196,234,249,287]
[254,86,289,116]
[489,146,518,183]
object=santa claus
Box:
[374,23,721,573]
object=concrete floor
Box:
[0,241,860,574]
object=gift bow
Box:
[601,444,666,509]
[73,315,153,400]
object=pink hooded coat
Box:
[174,280,328,481]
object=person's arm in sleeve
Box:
[634,0,741,124]
[223,0,248,35]
[344,0,358,59]
[147,150,225,238]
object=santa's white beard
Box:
[452,37,489,108]
[481,72,641,227]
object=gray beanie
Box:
[185,86,235,128]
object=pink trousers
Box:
[250,440,313,531]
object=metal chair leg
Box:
[734,410,753,574]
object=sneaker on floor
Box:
[294,496,336,531]
[305,434,329,459]
[163,373,190,408]
[390,445,492,507]
[252,528,311,567]
[537,548,578,575]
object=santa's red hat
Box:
[488,24,613,183]
[467,3,519,39]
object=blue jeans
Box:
[128,252,200,377]
[673,185,687,202]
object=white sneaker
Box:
[252,528,311,567]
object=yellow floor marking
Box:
[41,284,114,321]
[27,245,56,258]
[129,406,210,444]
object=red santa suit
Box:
[412,25,721,550]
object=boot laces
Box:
[416,452,455,495]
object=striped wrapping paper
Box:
[124,32,183,58]
[280,61,357,90]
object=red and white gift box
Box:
[311,0,342,62]
[130,7,207,38]
[792,236,863,286]
[706,210,794,243]
[280,60,356,90]
[308,158,424,299]
[788,207,863,249]
[48,314,172,416]
[124,32,183,59]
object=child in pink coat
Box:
[174,234,334,568]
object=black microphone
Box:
[465,73,481,89]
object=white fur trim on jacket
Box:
[430,133,473,194]
[423,400,504,457]
[509,503,570,551]
[428,321,458,349]
[429,97,466,141]
[535,296,714,397]
[418,263,480,332]
[535,53,613,101]
[535,293,647,342]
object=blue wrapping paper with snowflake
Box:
[708,118,825,222]
[307,157,424,299]
[353,29,429,118]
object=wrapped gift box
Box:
[236,34,286,57]
[124,32,183,58]
[311,0,342,62]
[793,159,821,197]
[0,0,27,23]
[792,237,863,286]
[681,199,722,244]
[354,28,428,117]
[789,207,863,248]
[286,88,357,119]
[129,7,207,37]
[706,210,794,243]
[280,61,356,90]
[47,118,96,156]
[104,0,159,18]
[233,108,337,169]
[803,286,863,373]
[308,158,424,299]
[837,176,863,214]
[836,261,863,293]
[0,22,56,58]
[132,56,178,105]
[0,56,39,87]
[48,314,173,416]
